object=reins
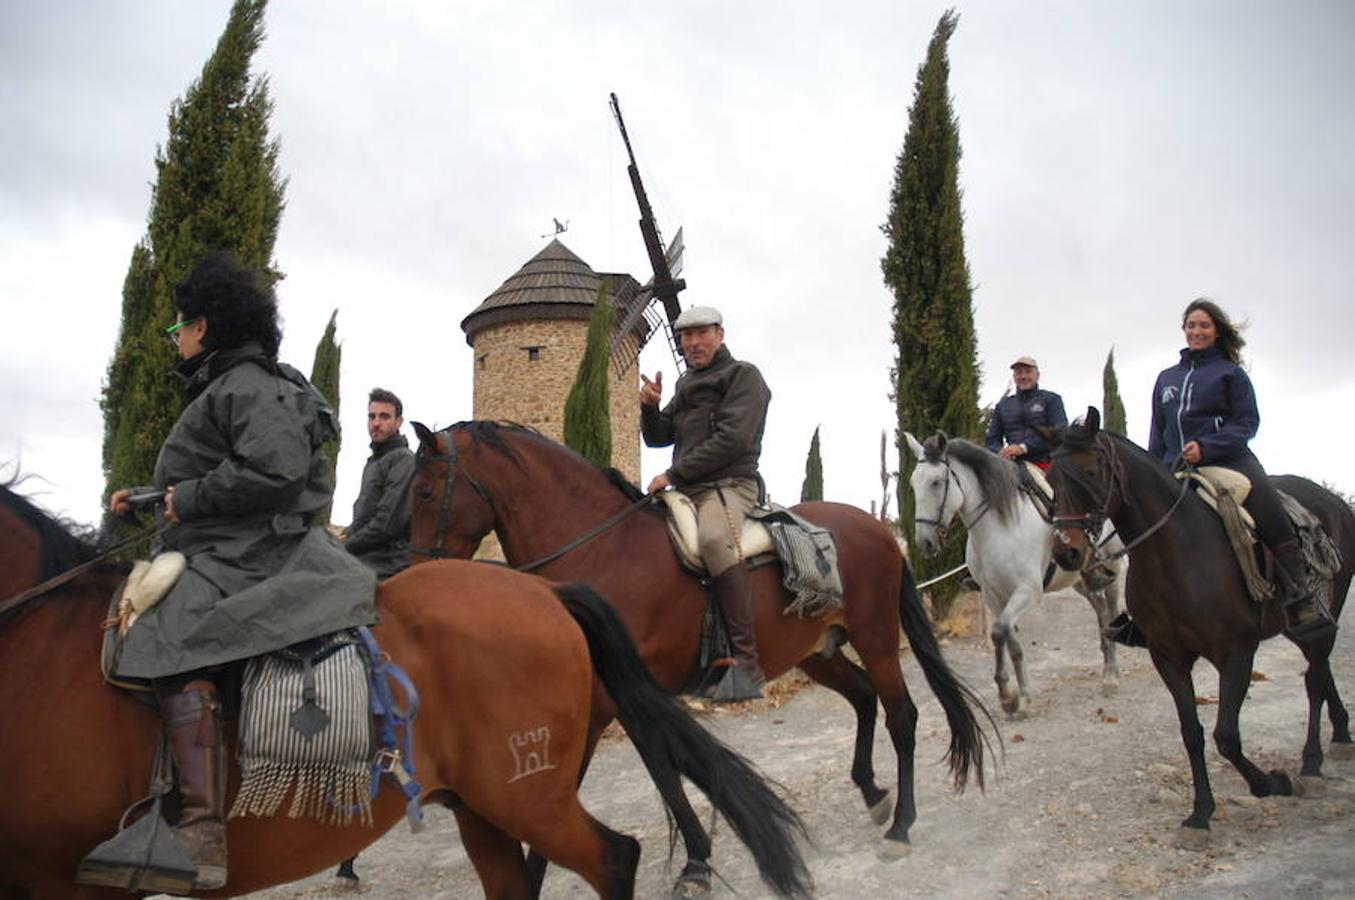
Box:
[415,427,655,572]
[513,495,656,573]
[0,521,171,619]
[1051,436,1193,563]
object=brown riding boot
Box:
[159,680,229,890]
[704,563,766,703]
[1273,539,1337,643]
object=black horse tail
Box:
[897,563,998,792]
[554,582,812,899]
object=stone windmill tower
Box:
[460,238,649,485]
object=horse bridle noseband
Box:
[410,432,494,560]
[1051,434,1192,563]
[915,455,992,542]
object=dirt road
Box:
[251,587,1355,898]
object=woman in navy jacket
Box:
[1147,298,1333,642]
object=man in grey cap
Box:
[984,355,1067,471]
[641,305,772,702]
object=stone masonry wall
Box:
[471,319,641,486]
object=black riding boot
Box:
[159,679,229,890]
[704,563,766,702]
[1273,539,1337,643]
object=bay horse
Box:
[0,484,810,899]
[903,431,1125,714]
[409,420,994,891]
[1043,409,1355,846]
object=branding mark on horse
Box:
[507,727,557,783]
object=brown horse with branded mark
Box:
[409,420,995,895]
[1044,409,1355,847]
[0,482,809,899]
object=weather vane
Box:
[541,217,569,239]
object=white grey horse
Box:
[905,431,1125,715]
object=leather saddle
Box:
[658,491,775,574]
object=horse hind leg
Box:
[799,652,891,824]
[1214,652,1296,798]
[1321,664,1355,757]
[527,807,639,900]
[453,806,532,899]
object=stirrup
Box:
[702,664,766,703]
[1282,597,1338,644]
[1103,612,1148,648]
[75,795,197,894]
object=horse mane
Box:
[0,476,100,580]
[454,421,649,505]
[927,436,1022,524]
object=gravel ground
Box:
[248,586,1355,899]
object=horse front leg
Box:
[990,587,1035,716]
[1319,661,1355,757]
[799,652,891,824]
[1077,577,1121,694]
[1148,648,1215,846]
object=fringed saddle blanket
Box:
[1182,468,1343,605]
[747,505,844,617]
[230,630,374,826]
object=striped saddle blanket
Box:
[746,504,844,617]
[229,630,374,826]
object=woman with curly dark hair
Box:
[1146,297,1334,643]
[102,251,377,891]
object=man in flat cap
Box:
[984,355,1067,471]
[640,305,772,702]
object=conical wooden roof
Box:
[461,239,642,346]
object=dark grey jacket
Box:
[113,342,377,679]
[347,434,414,578]
[641,345,771,487]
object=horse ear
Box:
[1085,407,1102,434]
[934,430,949,453]
[903,431,925,461]
[412,421,437,450]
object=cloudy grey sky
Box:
[2,0,1352,527]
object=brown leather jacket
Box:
[641,345,771,487]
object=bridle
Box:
[1050,432,1191,563]
[410,431,494,560]
[914,454,992,543]
[411,427,654,571]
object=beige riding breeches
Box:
[688,478,760,577]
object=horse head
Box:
[409,422,497,562]
[1045,407,1121,571]
[904,430,963,556]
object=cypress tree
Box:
[800,426,823,502]
[882,9,979,605]
[563,283,614,467]
[309,310,342,526]
[1102,347,1127,435]
[101,0,286,528]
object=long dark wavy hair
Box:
[174,251,283,358]
[1182,297,1246,364]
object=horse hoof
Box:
[672,877,711,899]
[1294,775,1326,798]
[1175,826,1210,851]
[1000,693,1023,715]
[332,876,363,893]
[1100,680,1119,697]
[868,793,893,826]
[876,837,912,861]
[1328,741,1355,761]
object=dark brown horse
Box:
[409,421,993,892]
[1044,409,1355,846]
[0,484,809,899]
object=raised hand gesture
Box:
[639,371,664,407]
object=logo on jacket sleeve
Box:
[1160,385,1178,405]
